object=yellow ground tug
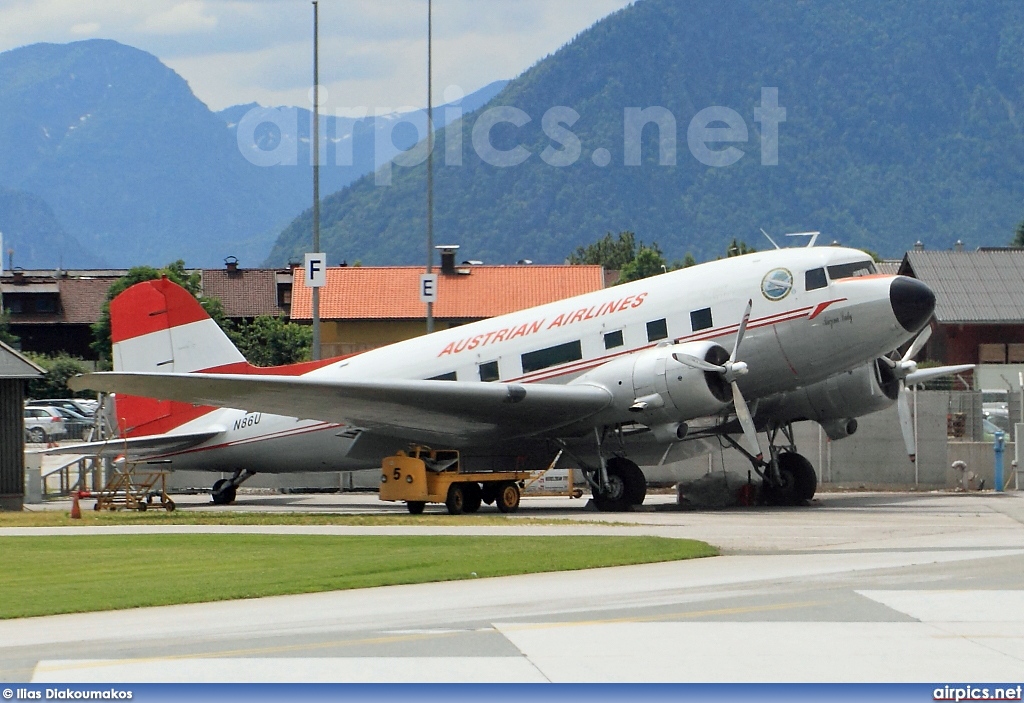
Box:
[379,446,533,515]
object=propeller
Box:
[674,299,763,461]
[881,326,933,462]
[882,325,974,463]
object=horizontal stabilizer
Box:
[41,430,222,460]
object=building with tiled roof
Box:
[899,247,1024,388]
[290,263,607,356]
[200,261,293,319]
[1,262,294,360]
[1,271,124,359]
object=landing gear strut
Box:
[725,423,817,506]
[591,456,646,512]
[557,429,648,513]
[211,469,255,505]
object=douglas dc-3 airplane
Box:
[62,242,970,510]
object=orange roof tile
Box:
[290,266,606,320]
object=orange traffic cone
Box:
[70,493,82,519]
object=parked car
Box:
[23,406,67,443]
[26,398,97,418]
[49,407,95,440]
[983,408,1011,434]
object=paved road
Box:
[3,491,1024,682]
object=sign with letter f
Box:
[304,253,327,288]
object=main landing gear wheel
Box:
[592,457,646,512]
[445,483,466,515]
[766,452,817,506]
[211,479,237,506]
[496,482,520,513]
[407,501,426,515]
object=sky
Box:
[0,0,635,111]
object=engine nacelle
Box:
[571,341,731,428]
[767,359,898,439]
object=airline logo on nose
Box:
[761,268,793,301]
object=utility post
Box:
[425,0,435,334]
[311,0,322,359]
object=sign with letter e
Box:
[420,273,438,303]
[304,253,327,288]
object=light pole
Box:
[311,0,322,359]
[425,0,434,334]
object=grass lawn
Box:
[0,534,716,619]
[0,510,604,528]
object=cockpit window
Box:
[805,268,827,291]
[827,260,876,280]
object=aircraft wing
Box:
[41,430,223,459]
[69,372,614,444]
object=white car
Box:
[23,406,67,443]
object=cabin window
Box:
[805,268,827,291]
[428,371,457,381]
[827,260,876,280]
[604,330,624,349]
[646,318,668,342]
[690,308,713,332]
[521,340,583,373]
[478,361,499,382]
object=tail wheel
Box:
[496,482,520,513]
[462,483,482,513]
[407,501,426,515]
[211,479,237,506]
[445,483,466,515]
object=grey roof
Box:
[876,261,901,276]
[899,249,1024,323]
[0,341,43,379]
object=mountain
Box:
[0,39,308,268]
[217,80,508,211]
[0,38,507,269]
[0,187,104,269]
[267,0,1024,267]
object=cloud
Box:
[137,1,217,35]
[0,0,635,110]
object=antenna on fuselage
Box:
[784,231,820,247]
[759,228,781,250]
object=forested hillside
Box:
[268,0,1024,265]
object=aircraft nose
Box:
[889,276,935,333]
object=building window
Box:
[521,340,582,373]
[427,371,457,381]
[34,296,58,314]
[478,361,499,382]
[690,308,712,332]
[5,299,23,314]
[805,268,827,291]
[604,330,624,349]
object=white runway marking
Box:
[492,620,1024,682]
[32,657,549,683]
[858,590,1024,622]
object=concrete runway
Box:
[3,491,1024,682]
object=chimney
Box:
[12,270,25,284]
[436,245,460,275]
[954,240,964,252]
[913,241,924,251]
[225,256,240,276]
